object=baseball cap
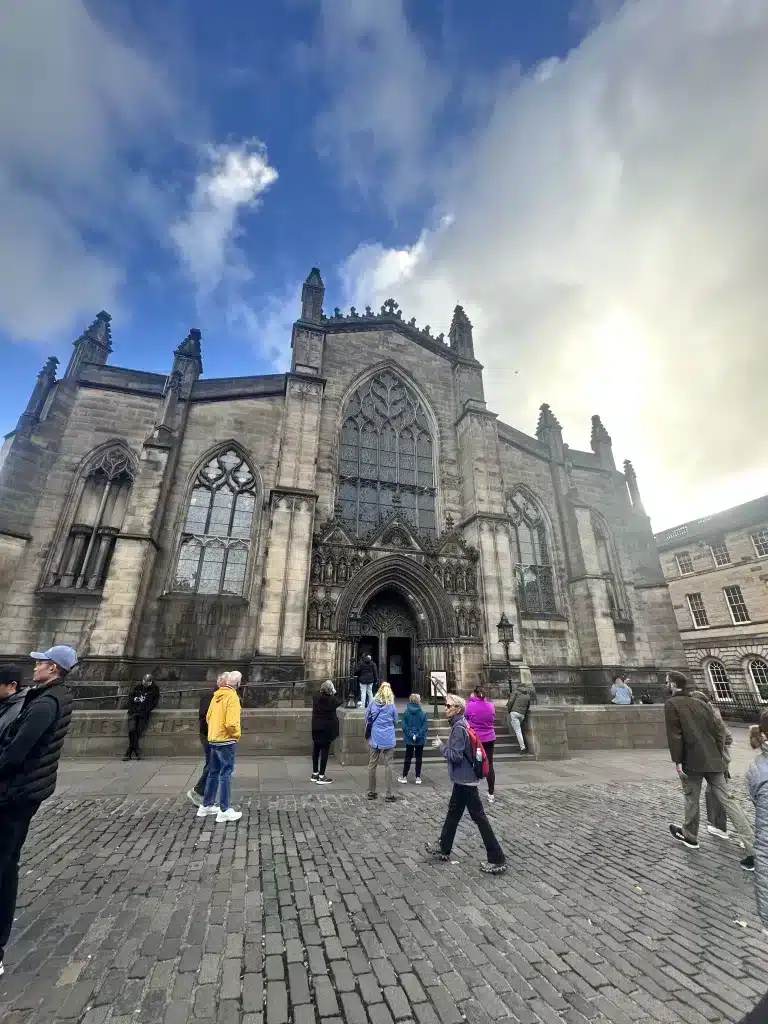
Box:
[30,645,78,671]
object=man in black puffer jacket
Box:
[0,645,76,977]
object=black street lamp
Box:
[497,614,515,695]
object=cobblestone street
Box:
[1,747,767,1024]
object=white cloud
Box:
[0,0,173,343]
[171,141,278,297]
[338,0,768,529]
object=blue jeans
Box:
[203,743,236,811]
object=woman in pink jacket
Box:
[465,686,497,803]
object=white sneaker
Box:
[216,808,243,823]
[415,778,422,785]
[357,702,363,708]
[706,825,730,841]
[398,776,408,784]
[488,795,495,804]
[0,961,4,977]
[187,789,203,807]
[196,805,220,818]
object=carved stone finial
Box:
[39,355,59,380]
[436,333,444,343]
[365,305,373,317]
[80,310,113,352]
[590,414,612,451]
[349,306,358,317]
[408,317,416,328]
[301,268,325,323]
[445,513,455,531]
[623,459,635,478]
[536,403,562,439]
[423,325,431,337]
[449,304,474,357]
[380,298,399,317]
[333,307,342,318]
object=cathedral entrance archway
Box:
[359,588,417,699]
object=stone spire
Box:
[535,403,564,461]
[14,356,59,435]
[65,310,113,378]
[300,267,325,324]
[171,328,203,397]
[623,459,644,510]
[590,415,615,469]
[449,305,474,359]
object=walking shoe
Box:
[0,961,4,977]
[311,773,319,783]
[480,862,507,875]
[122,754,132,762]
[488,795,495,805]
[196,805,220,818]
[385,795,397,802]
[216,808,243,823]
[415,777,422,785]
[316,776,333,785]
[741,855,756,872]
[187,789,203,807]
[669,824,699,849]
[398,776,408,784]
[424,842,449,861]
[706,825,730,841]
[367,792,377,800]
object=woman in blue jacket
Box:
[399,693,428,785]
[365,682,398,802]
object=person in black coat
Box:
[311,680,342,785]
[188,688,215,806]
[124,674,160,761]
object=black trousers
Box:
[312,742,330,775]
[402,744,423,778]
[439,784,505,864]
[0,805,36,962]
[484,740,496,796]
[194,737,211,796]
[127,716,149,755]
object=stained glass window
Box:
[338,371,437,538]
[507,489,557,614]
[172,448,257,596]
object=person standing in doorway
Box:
[425,694,506,874]
[197,671,243,823]
[187,684,215,807]
[506,678,536,753]
[399,693,428,785]
[124,674,160,760]
[0,645,77,978]
[366,682,398,802]
[466,686,497,804]
[311,680,342,785]
[665,670,754,867]
[0,666,29,744]
[356,653,379,709]
[747,711,768,935]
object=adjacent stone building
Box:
[0,271,684,700]
[656,496,768,701]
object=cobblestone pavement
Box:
[1,754,767,1024]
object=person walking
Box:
[506,677,536,753]
[691,688,733,840]
[356,653,379,709]
[0,645,77,977]
[124,674,160,760]
[399,693,428,785]
[611,674,633,705]
[665,670,754,868]
[197,671,242,823]
[311,680,342,785]
[366,682,397,802]
[466,686,497,803]
[0,666,29,744]
[747,711,768,935]
[187,685,215,807]
[425,694,506,874]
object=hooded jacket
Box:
[0,681,73,807]
[206,686,242,744]
[356,658,379,687]
[465,696,496,743]
[401,701,428,746]
[365,698,397,750]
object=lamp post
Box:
[497,614,515,696]
[348,612,361,707]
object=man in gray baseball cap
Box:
[0,645,76,977]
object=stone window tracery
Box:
[172,448,257,596]
[338,370,437,538]
[507,490,557,614]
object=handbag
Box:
[365,703,382,741]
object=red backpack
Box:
[464,725,490,779]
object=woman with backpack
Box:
[425,694,507,874]
[311,680,343,785]
[365,682,398,802]
[465,686,496,803]
[398,693,428,785]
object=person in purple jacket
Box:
[465,686,497,804]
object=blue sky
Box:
[2,0,767,529]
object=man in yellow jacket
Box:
[197,671,242,823]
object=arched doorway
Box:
[358,588,419,699]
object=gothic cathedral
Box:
[0,270,685,700]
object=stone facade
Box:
[656,495,768,702]
[0,273,685,700]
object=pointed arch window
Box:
[338,370,437,538]
[507,490,557,614]
[48,445,135,592]
[172,448,257,596]
[593,520,629,622]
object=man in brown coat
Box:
[665,670,754,868]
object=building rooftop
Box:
[655,493,768,548]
